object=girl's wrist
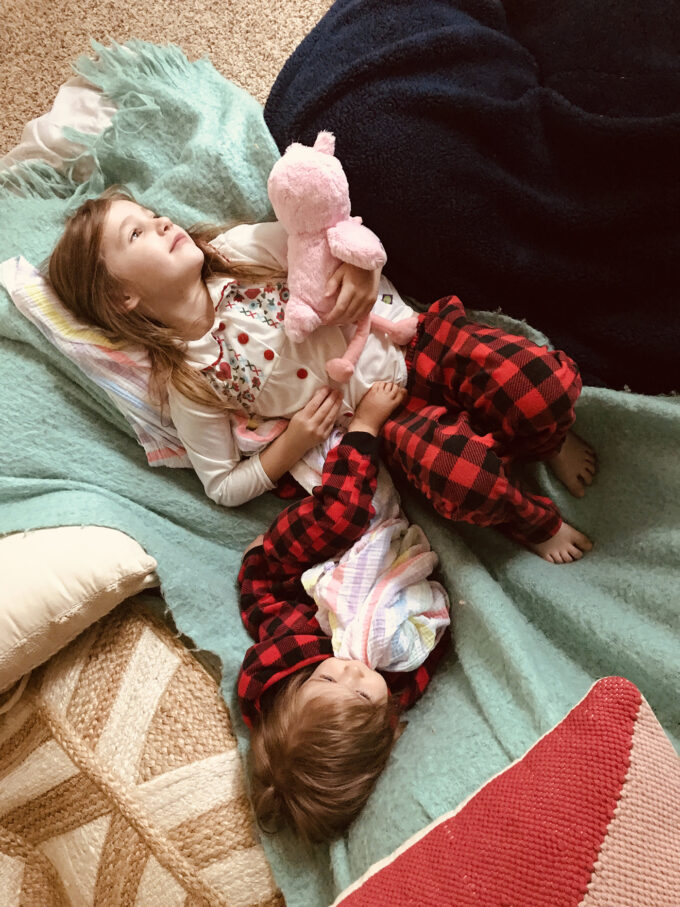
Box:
[280,423,311,458]
[260,427,307,482]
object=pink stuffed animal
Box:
[267,131,418,382]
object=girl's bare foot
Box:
[529,521,593,564]
[547,431,597,498]
[350,381,407,436]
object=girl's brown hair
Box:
[250,670,400,843]
[47,186,282,411]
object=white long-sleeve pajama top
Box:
[167,221,415,507]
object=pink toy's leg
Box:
[284,297,323,343]
[326,314,372,382]
[370,314,419,346]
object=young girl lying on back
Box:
[238,380,451,842]
[49,187,597,563]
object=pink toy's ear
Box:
[313,131,336,155]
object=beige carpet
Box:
[0,0,332,156]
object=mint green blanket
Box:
[1,41,678,907]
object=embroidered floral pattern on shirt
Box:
[217,281,286,325]
[203,281,287,415]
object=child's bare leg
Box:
[546,430,597,498]
[350,381,407,436]
[529,521,593,564]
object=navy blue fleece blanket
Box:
[264,0,680,395]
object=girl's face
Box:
[100,199,205,317]
[299,657,389,707]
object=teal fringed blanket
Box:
[1,41,678,907]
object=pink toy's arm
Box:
[327,217,387,271]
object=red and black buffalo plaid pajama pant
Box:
[381,296,582,544]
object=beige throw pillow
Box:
[0,526,158,693]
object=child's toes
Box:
[577,533,593,552]
[584,454,597,470]
[571,480,586,498]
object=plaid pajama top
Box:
[237,432,450,728]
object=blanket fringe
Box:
[0,161,78,201]
[70,41,218,206]
[74,39,213,94]
[0,39,267,208]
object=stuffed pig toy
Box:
[267,131,417,382]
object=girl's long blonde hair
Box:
[48,187,283,411]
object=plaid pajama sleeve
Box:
[237,432,379,727]
[262,432,381,576]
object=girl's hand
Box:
[324,262,382,325]
[259,388,342,484]
[286,386,343,450]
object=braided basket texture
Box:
[0,598,284,907]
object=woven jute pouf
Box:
[0,597,284,907]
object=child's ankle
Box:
[347,417,381,437]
